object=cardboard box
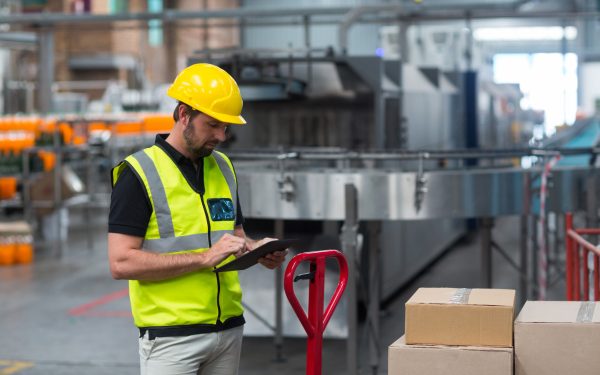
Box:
[515,301,600,375]
[30,165,84,215]
[388,335,513,375]
[405,288,515,347]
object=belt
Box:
[139,315,245,340]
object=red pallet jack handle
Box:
[284,250,348,375]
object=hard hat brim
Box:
[168,92,246,125]
[203,110,246,125]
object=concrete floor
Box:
[0,214,565,375]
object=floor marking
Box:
[0,360,34,375]
[68,287,131,317]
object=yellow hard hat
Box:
[167,63,246,125]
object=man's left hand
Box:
[249,237,288,269]
[258,250,288,269]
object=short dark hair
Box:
[173,102,200,122]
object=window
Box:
[147,0,163,47]
[109,0,128,13]
[493,53,578,135]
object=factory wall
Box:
[20,0,240,104]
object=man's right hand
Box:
[202,233,246,268]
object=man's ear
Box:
[178,105,188,126]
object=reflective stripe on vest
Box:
[142,229,232,253]
[130,149,175,239]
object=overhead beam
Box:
[0,6,598,26]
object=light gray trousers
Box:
[139,326,244,375]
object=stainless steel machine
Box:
[183,49,577,374]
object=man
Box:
[108,63,287,375]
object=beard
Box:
[183,123,214,159]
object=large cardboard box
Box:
[388,336,513,375]
[30,166,84,215]
[405,288,515,347]
[515,301,600,375]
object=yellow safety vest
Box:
[112,145,244,328]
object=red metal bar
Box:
[575,229,600,235]
[584,249,590,301]
[284,250,348,375]
[568,229,600,256]
[566,213,574,300]
[564,213,600,302]
[307,258,324,373]
[594,256,600,301]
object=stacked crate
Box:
[389,288,516,375]
[0,221,34,266]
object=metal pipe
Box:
[37,27,54,114]
[367,221,381,375]
[28,15,576,32]
[0,6,597,27]
[519,172,531,305]
[374,91,385,149]
[226,147,600,162]
[0,32,37,44]
[341,184,359,375]
[22,150,31,225]
[85,142,93,253]
[594,256,599,301]
[53,127,63,258]
[303,15,312,90]
[584,249,590,300]
[0,6,356,25]
[274,219,285,363]
[480,218,493,288]
[394,10,600,22]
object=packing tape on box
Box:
[449,288,472,304]
[576,302,596,323]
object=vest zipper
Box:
[198,168,223,326]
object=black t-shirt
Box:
[109,134,244,237]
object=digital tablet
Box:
[214,239,297,272]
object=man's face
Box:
[182,111,229,159]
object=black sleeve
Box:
[236,192,244,226]
[231,161,244,227]
[109,165,152,237]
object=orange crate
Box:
[115,121,143,135]
[15,242,33,264]
[0,242,16,266]
[89,121,109,132]
[143,115,173,133]
[59,122,73,144]
[0,177,17,200]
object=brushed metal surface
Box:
[237,166,595,220]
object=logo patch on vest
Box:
[207,198,235,221]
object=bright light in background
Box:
[475,26,577,41]
[493,53,578,135]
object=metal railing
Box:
[565,213,600,301]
